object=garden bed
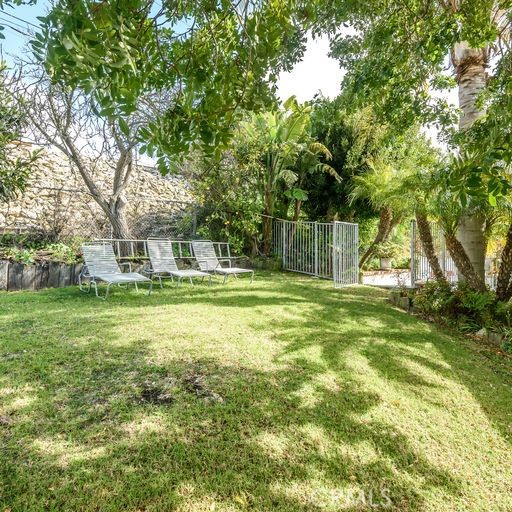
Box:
[389,287,509,349]
[0,259,84,291]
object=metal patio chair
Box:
[191,240,254,284]
[79,243,153,300]
[146,239,212,287]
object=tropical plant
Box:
[239,96,339,253]
[305,100,388,222]
[350,162,407,268]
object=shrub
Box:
[4,247,36,265]
[413,280,506,335]
[414,280,456,319]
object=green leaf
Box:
[118,117,130,137]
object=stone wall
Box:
[0,143,196,240]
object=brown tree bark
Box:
[261,174,275,255]
[444,232,486,292]
[496,222,512,301]
[359,206,393,269]
[292,199,302,222]
[415,212,448,284]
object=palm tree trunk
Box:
[359,207,392,269]
[415,212,447,284]
[262,187,274,255]
[444,232,486,292]
[496,222,512,301]
[452,42,489,280]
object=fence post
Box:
[332,221,338,288]
[314,222,319,277]
[410,219,416,288]
[282,221,287,269]
[192,205,198,237]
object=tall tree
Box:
[316,0,511,281]
[13,62,148,241]
[306,100,390,222]
[35,0,313,169]
[238,96,338,253]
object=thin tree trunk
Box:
[292,199,302,222]
[107,196,131,256]
[444,232,486,292]
[415,212,448,284]
[262,211,273,256]
[496,222,512,301]
[262,157,275,255]
[359,207,392,269]
[452,43,489,280]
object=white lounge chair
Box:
[79,243,152,300]
[146,239,212,287]
[191,240,254,284]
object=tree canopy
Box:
[35,0,316,170]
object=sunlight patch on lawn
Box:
[121,413,167,438]
[33,436,106,468]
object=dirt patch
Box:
[183,371,224,404]
[137,380,176,406]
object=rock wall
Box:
[0,144,196,240]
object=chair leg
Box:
[250,271,254,283]
[79,274,91,293]
[223,274,227,284]
[159,276,163,289]
[208,275,212,286]
[104,283,112,300]
[148,280,153,296]
[189,277,194,286]
[134,281,139,293]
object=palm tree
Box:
[350,161,411,268]
[288,141,339,222]
[240,96,339,254]
[448,5,509,280]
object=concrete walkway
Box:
[362,270,411,288]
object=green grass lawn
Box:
[1,272,511,511]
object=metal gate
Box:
[410,220,497,289]
[272,219,358,286]
[333,221,359,288]
[410,220,458,287]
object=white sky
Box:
[276,35,459,150]
[277,36,345,103]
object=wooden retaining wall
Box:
[0,260,83,291]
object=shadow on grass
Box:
[0,273,511,511]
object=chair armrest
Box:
[195,258,220,270]
[141,264,154,276]
[218,258,232,268]
[119,262,132,272]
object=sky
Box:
[276,35,345,103]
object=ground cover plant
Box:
[1,273,511,511]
